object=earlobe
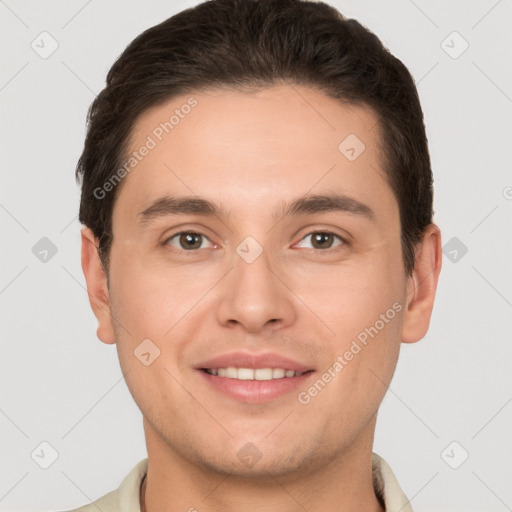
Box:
[401,224,442,344]
[80,227,116,345]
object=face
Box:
[83,84,440,479]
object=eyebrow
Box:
[137,193,375,226]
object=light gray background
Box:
[1,1,511,511]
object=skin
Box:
[81,84,442,512]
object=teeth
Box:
[225,367,238,378]
[255,368,272,380]
[238,368,254,380]
[272,368,285,378]
[205,367,303,380]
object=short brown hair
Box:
[76,0,434,276]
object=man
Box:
[69,0,442,510]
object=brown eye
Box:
[166,232,210,251]
[311,232,335,249]
[296,231,345,250]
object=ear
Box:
[401,224,442,344]
[81,227,116,344]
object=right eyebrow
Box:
[137,196,225,227]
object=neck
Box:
[140,417,384,512]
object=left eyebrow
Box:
[280,193,375,221]
[136,193,375,227]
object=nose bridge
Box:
[216,237,295,332]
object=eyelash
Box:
[162,230,348,253]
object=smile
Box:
[203,367,305,380]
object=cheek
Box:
[290,251,405,341]
[293,248,406,407]
[330,261,405,401]
[107,250,226,390]
[299,286,404,435]
[109,248,215,333]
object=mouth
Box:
[199,368,314,403]
[195,352,315,403]
[201,367,309,380]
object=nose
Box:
[216,243,297,334]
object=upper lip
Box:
[195,352,313,372]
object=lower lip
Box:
[198,370,315,403]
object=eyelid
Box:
[293,230,348,250]
[162,230,217,251]
[160,223,216,242]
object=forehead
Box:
[114,85,396,226]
